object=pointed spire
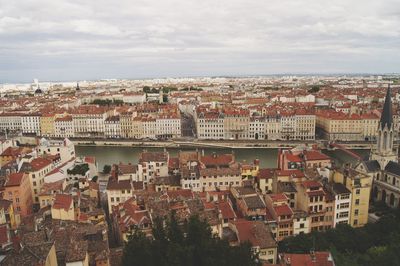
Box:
[380,84,393,130]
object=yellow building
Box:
[20,157,53,204]
[316,110,379,141]
[332,168,372,227]
[51,194,75,221]
[40,113,56,137]
[0,199,17,230]
[241,162,260,180]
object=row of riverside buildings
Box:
[0,104,182,139]
[195,105,316,141]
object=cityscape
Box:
[1,0,400,266]
[0,76,399,265]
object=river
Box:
[75,145,370,170]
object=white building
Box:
[21,113,41,135]
[330,183,352,227]
[54,116,75,138]
[37,138,76,165]
[139,152,169,184]
[196,111,224,140]
[0,113,22,132]
[105,115,121,138]
[156,116,181,138]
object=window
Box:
[354,209,359,216]
[353,219,358,226]
[356,189,360,195]
[355,199,360,205]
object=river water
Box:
[75,145,370,170]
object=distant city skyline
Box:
[1,0,399,83]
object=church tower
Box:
[370,85,398,168]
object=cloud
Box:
[0,0,399,82]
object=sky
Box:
[0,0,399,83]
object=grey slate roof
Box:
[385,161,400,176]
[364,160,381,172]
[380,85,393,130]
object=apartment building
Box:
[20,157,54,204]
[0,113,22,132]
[296,180,327,232]
[105,115,121,138]
[327,182,352,227]
[265,193,294,241]
[54,115,75,138]
[40,113,56,137]
[21,113,41,135]
[316,110,379,141]
[139,152,169,184]
[196,111,224,140]
[72,105,107,138]
[37,138,75,165]
[332,168,372,227]
[3,173,33,224]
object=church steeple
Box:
[372,84,397,168]
[379,84,393,131]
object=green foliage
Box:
[122,214,259,266]
[181,86,203,91]
[103,164,111,174]
[308,85,320,93]
[67,163,89,175]
[143,86,159,93]
[162,86,178,93]
[92,99,124,106]
[91,175,98,182]
[279,209,400,265]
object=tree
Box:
[103,164,111,174]
[122,215,258,266]
[308,85,320,93]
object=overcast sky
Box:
[0,0,399,83]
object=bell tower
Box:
[371,85,397,168]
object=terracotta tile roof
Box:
[281,252,334,266]
[106,179,132,191]
[303,150,331,161]
[30,158,52,171]
[5,172,24,187]
[140,152,168,162]
[268,193,288,202]
[274,204,293,216]
[217,201,236,220]
[302,180,322,189]
[52,194,73,211]
[200,153,234,167]
[233,220,276,249]
[257,168,276,180]
[167,189,194,200]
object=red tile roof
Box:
[268,193,288,202]
[302,180,322,189]
[200,154,234,167]
[30,158,52,171]
[167,189,194,200]
[217,201,236,220]
[52,194,73,211]
[5,173,24,187]
[281,252,334,266]
[274,204,293,216]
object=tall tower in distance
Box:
[370,85,398,169]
